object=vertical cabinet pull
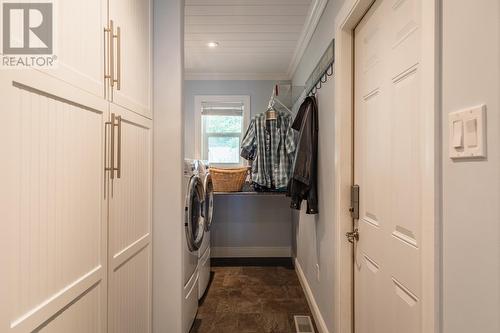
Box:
[104,24,111,85]
[116,115,122,178]
[110,113,116,179]
[105,21,121,91]
[114,26,121,90]
[104,120,111,198]
[105,113,122,182]
[108,20,115,88]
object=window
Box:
[195,96,250,166]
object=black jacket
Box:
[287,96,319,214]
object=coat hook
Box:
[321,73,328,83]
[327,63,334,76]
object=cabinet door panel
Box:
[108,104,152,333]
[0,70,108,333]
[40,0,108,99]
[109,0,152,118]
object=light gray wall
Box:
[292,79,336,331]
[211,195,292,250]
[290,1,346,332]
[153,0,184,332]
[184,80,293,254]
[442,1,500,332]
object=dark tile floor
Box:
[190,265,317,333]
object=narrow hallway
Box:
[190,264,317,333]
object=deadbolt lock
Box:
[350,185,360,219]
[346,229,359,244]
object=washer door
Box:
[202,173,214,231]
[185,175,205,252]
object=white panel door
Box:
[40,0,108,99]
[108,104,152,333]
[108,0,152,118]
[354,0,423,332]
[0,69,108,333]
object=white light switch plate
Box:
[449,105,486,159]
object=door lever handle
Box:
[346,229,359,244]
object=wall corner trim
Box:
[295,259,330,333]
[287,0,329,79]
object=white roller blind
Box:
[201,101,244,116]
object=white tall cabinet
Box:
[108,0,152,118]
[107,104,153,333]
[0,0,153,332]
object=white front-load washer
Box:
[182,159,205,333]
[198,161,214,299]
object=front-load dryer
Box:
[182,159,205,333]
[198,161,214,299]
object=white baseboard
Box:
[211,246,291,258]
[295,258,329,333]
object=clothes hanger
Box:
[273,97,292,114]
[266,98,278,121]
[266,86,278,121]
[266,84,291,120]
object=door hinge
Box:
[349,184,360,219]
[346,229,359,244]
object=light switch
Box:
[449,104,486,159]
[465,118,478,147]
[452,120,463,148]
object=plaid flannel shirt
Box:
[240,110,296,188]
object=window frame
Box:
[194,95,251,167]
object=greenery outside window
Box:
[195,96,250,167]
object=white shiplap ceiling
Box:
[185,0,325,80]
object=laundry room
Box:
[3,0,498,333]
[181,1,343,332]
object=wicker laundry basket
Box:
[210,167,249,192]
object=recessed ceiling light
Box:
[207,41,219,48]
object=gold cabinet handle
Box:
[110,113,116,179]
[105,113,121,197]
[113,26,121,90]
[108,20,115,88]
[105,114,122,180]
[104,23,111,87]
[104,119,111,198]
[116,115,122,178]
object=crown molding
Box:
[184,72,290,81]
[286,0,329,79]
